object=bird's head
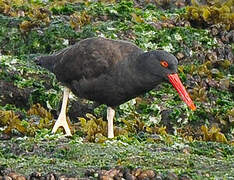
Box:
[138,50,196,111]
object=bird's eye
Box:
[160,60,168,68]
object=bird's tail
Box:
[34,55,57,73]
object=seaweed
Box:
[0,109,26,135]
[0,104,54,136]
[186,0,234,30]
[201,125,229,144]
[79,113,108,142]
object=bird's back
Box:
[51,37,143,85]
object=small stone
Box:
[58,176,66,180]
[0,133,11,140]
[100,15,108,21]
[219,78,229,89]
[113,175,122,180]
[99,169,120,180]
[124,173,136,180]
[145,170,155,178]
[84,169,96,177]
[67,178,79,180]
[180,175,192,180]
[132,168,142,177]
[16,176,26,180]
[155,175,163,180]
[206,52,217,62]
[137,172,148,180]
[150,22,162,30]
[211,68,220,77]
[182,147,190,154]
[138,170,155,179]
[29,172,42,180]
[99,175,113,180]
[166,172,178,180]
[221,34,229,43]
[211,27,219,36]
[106,169,119,177]
[176,52,185,60]
[45,173,57,180]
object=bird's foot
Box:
[52,113,72,136]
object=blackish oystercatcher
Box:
[36,37,196,138]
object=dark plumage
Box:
[36,37,196,137]
[37,37,178,107]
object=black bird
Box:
[37,37,196,137]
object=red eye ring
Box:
[160,61,168,68]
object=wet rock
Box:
[0,80,31,108]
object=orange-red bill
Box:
[168,73,196,111]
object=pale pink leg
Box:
[107,107,115,138]
[52,87,72,136]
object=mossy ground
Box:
[1,133,234,179]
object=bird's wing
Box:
[53,37,143,83]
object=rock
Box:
[84,169,96,177]
[0,176,12,180]
[0,80,31,108]
[29,172,42,180]
[16,176,26,180]
[99,169,120,180]
[132,168,142,177]
[206,52,217,62]
[165,172,178,180]
[8,173,26,180]
[211,27,219,36]
[155,174,163,180]
[0,133,11,140]
[139,170,155,179]
[99,175,113,180]
[179,175,192,180]
[176,52,185,60]
[45,173,57,180]
[122,168,135,180]
[113,175,122,180]
[124,173,136,180]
